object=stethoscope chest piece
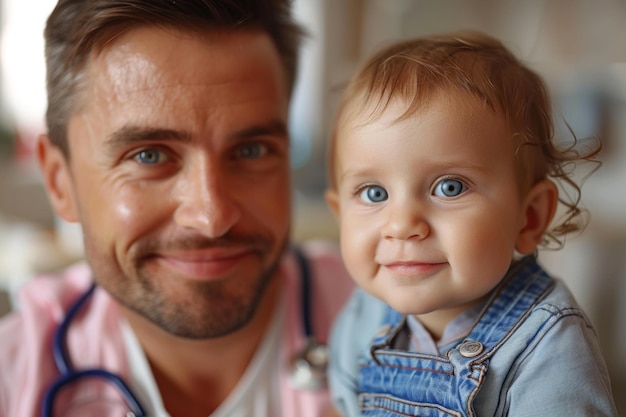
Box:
[289,338,328,390]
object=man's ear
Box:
[37,134,79,223]
[324,188,340,220]
[515,179,558,255]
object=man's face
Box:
[57,27,291,338]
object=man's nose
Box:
[380,201,430,241]
[173,161,240,238]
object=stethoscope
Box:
[288,247,330,391]
[42,283,147,417]
[42,247,327,416]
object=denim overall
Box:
[358,257,555,417]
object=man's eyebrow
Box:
[105,126,192,149]
[105,120,288,150]
[229,120,288,140]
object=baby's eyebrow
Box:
[339,166,379,183]
[339,160,490,181]
[434,160,491,173]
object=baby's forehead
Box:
[338,88,503,132]
[335,90,530,164]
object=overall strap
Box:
[368,305,405,350]
[463,256,555,362]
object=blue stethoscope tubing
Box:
[42,246,316,416]
[42,283,147,417]
[292,247,313,341]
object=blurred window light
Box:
[289,0,324,169]
[0,0,56,155]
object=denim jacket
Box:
[329,257,618,416]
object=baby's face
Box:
[326,92,530,333]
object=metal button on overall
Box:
[459,341,484,357]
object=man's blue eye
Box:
[134,149,163,164]
[237,143,266,159]
[433,179,466,197]
[359,185,388,203]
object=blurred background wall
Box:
[0,0,624,412]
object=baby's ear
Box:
[515,179,558,254]
[37,134,79,223]
[324,188,340,220]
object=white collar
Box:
[121,292,286,417]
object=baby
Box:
[325,31,618,416]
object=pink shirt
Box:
[0,241,353,417]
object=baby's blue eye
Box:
[434,179,466,197]
[134,149,163,164]
[359,185,388,203]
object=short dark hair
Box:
[44,0,305,155]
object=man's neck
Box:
[120,272,285,417]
